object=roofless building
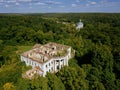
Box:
[21,42,72,78]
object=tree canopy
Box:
[0,13,120,90]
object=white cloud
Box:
[7,0,16,3]
[90,2,96,5]
[101,1,120,7]
[18,0,32,2]
[86,4,89,7]
[0,0,120,13]
[45,1,62,5]
[100,0,107,4]
[76,0,80,3]
[93,0,120,8]
[5,4,9,8]
[16,2,19,6]
[0,0,4,3]
[35,2,46,5]
[29,2,32,5]
[72,4,77,7]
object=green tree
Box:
[3,82,16,90]
[46,73,65,90]
[57,67,88,90]
[91,44,113,72]
[30,77,49,90]
[91,44,115,89]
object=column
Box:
[63,59,65,66]
[43,65,46,77]
[66,59,68,66]
[66,56,68,66]
[59,60,61,70]
[54,60,56,72]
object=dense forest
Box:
[0,13,120,90]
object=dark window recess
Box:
[51,67,53,70]
[45,51,47,54]
[56,60,59,62]
[51,61,53,64]
[57,66,59,70]
[43,58,44,62]
[52,47,54,50]
[61,59,64,62]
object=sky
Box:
[0,0,120,13]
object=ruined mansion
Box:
[20,42,72,78]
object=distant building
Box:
[21,42,72,78]
[76,19,83,30]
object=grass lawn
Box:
[17,46,32,54]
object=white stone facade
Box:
[21,42,71,77]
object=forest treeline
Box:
[0,13,120,90]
